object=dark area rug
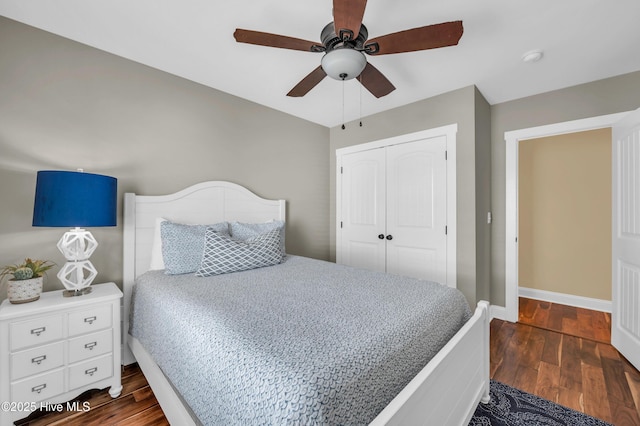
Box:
[470,380,613,425]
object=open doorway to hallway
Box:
[517,128,612,311]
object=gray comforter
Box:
[129,255,471,425]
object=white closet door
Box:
[612,107,640,371]
[339,148,386,272]
[386,137,448,283]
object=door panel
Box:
[340,148,386,273]
[386,137,447,283]
[612,107,640,371]
[396,154,433,228]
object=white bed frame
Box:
[122,181,490,425]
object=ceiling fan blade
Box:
[333,0,368,41]
[234,29,323,52]
[358,62,395,98]
[287,66,327,97]
[365,21,463,55]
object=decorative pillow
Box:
[196,228,283,276]
[230,220,285,254]
[161,221,229,275]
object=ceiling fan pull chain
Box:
[341,81,345,129]
[359,75,363,127]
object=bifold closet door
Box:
[386,137,447,283]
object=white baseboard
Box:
[518,287,611,313]
[490,305,507,321]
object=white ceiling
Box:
[1,0,640,127]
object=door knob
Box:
[386,235,393,240]
[378,234,385,240]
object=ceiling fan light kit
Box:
[233,0,463,98]
[321,48,367,80]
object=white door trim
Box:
[504,112,629,322]
[336,124,457,288]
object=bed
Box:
[122,181,490,425]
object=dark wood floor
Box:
[492,297,640,425]
[16,298,640,425]
[15,365,168,426]
[518,296,612,343]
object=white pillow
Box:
[149,217,167,270]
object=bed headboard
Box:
[122,181,285,364]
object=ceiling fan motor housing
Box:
[320,22,368,50]
[320,22,368,80]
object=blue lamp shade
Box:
[32,171,117,227]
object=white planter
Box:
[7,277,43,304]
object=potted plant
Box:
[1,258,55,304]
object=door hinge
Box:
[445,225,448,235]
[340,166,343,174]
[445,150,448,160]
[340,221,343,228]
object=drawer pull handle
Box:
[32,383,47,394]
[85,341,97,350]
[85,367,98,376]
[84,316,97,325]
[31,355,47,365]
[30,327,46,336]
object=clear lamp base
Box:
[62,287,93,297]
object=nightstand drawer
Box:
[68,328,112,363]
[68,305,112,336]
[11,368,64,403]
[10,314,64,351]
[69,354,113,391]
[11,341,64,381]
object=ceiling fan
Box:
[233,0,463,98]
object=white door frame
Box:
[336,124,457,288]
[504,112,629,322]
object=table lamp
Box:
[32,170,117,297]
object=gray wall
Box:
[329,86,492,307]
[474,87,492,302]
[0,17,329,296]
[489,70,640,306]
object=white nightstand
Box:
[0,282,122,424]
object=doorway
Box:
[504,112,629,323]
[518,129,612,307]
